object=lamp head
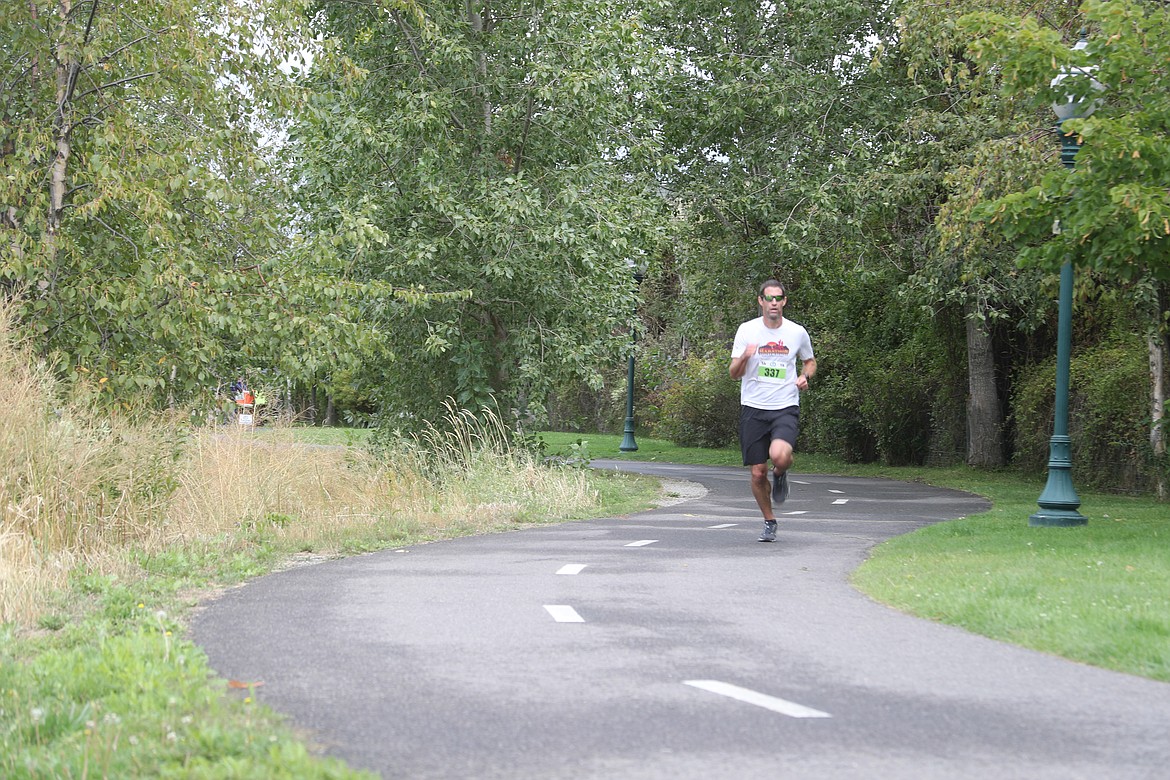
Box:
[1051,31,1105,123]
[624,256,648,283]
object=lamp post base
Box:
[619,418,638,452]
[1029,507,1087,527]
[619,350,638,452]
[1030,436,1085,526]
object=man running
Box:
[729,279,816,542]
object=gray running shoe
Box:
[758,520,777,542]
[773,470,789,504]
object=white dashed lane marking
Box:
[625,540,658,547]
[780,511,807,515]
[833,499,849,505]
[556,564,587,575]
[684,680,832,719]
[828,489,845,494]
[544,605,585,623]
[708,523,738,529]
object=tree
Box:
[0,0,386,407]
[646,0,1047,465]
[647,0,897,336]
[877,0,1091,468]
[960,0,1170,486]
[961,1,1170,281]
[919,133,1059,468]
[287,0,671,425]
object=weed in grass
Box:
[35,614,66,632]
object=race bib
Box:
[758,361,786,383]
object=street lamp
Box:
[619,261,646,452]
[1030,31,1102,527]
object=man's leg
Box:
[750,463,775,521]
[769,438,794,473]
[751,463,779,541]
[742,408,781,540]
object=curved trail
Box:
[191,462,1170,779]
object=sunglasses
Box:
[761,294,786,302]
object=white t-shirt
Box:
[731,317,815,410]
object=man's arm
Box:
[729,344,756,379]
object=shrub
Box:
[854,342,937,466]
[801,326,956,466]
[648,351,740,449]
[799,370,879,463]
[1013,338,1155,492]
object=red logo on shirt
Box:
[759,341,789,356]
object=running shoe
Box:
[773,470,789,504]
[758,520,777,542]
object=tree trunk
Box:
[1146,325,1165,498]
[965,301,1005,467]
[48,0,77,273]
[1134,279,1168,499]
[324,395,337,427]
[466,1,490,135]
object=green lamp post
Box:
[619,262,646,452]
[1030,31,1102,527]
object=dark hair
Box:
[758,279,785,297]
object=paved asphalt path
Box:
[191,461,1170,779]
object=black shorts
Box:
[739,406,800,466]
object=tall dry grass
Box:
[0,304,195,622]
[0,304,599,625]
[399,400,598,532]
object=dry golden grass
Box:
[0,305,166,621]
[1,318,164,618]
[169,429,409,540]
[0,303,600,625]
[402,400,596,531]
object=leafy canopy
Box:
[0,0,409,406]
[288,0,671,421]
[960,0,1170,283]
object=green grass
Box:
[853,495,1170,681]
[539,430,1170,682]
[1,574,378,779]
[537,430,744,466]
